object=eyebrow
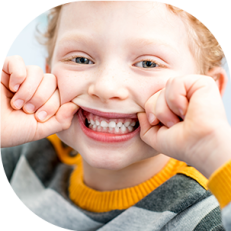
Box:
[57,32,97,47]
[128,38,178,53]
[57,32,178,53]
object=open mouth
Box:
[77,107,140,142]
[83,110,140,134]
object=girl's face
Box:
[51,2,198,169]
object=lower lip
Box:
[77,108,140,143]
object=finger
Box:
[138,112,153,136]
[1,70,10,89]
[34,103,79,140]
[2,56,27,92]
[138,112,162,151]
[1,86,13,137]
[155,89,181,128]
[144,90,162,125]
[138,111,182,156]
[165,77,189,119]
[1,84,14,101]
[23,74,57,113]
[11,65,43,110]
[35,90,60,122]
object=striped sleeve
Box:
[193,207,224,231]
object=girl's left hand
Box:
[138,74,231,178]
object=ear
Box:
[45,61,51,73]
[206,67,228,97]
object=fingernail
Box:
[179,109,185,120]
[13,99,24,109]
[24,103,35,113]
[148,113,156,124]
[72,108,78,115]
[167,121,175,128]
[14,84,20,91]
[37,111,47,121]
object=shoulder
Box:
[135,170,224,230]
[164,174,223,230]
[1,138,57,181]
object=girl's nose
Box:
[88,69,129,103]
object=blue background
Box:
[6,10,231,125]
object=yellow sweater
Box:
[208,160,231,209]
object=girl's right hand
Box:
[1,56,78,148]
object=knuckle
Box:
[12,55,23,62]
[42,106,57,116]
[32,94,46,105]
[145,99,153,111]
[155,107,165,119]
[197,75,216,89]
[20,82,37,99]
[16,71,26,80]
[166,77,174,85]
[167,93,176,104]
[205,76,215,85]
[45,73,56,80]
[44,74,57,86]
[171,76,181,86]
[28,65,43,76]
[23,87,33,98]
[62,121,71,130]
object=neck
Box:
[82,154,170,191]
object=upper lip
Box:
[80,106,138,119]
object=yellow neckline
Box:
[69,156,185,212]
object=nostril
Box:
[109,97,121,100]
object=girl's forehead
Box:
[61,0,182,31]
[57,1,187,46]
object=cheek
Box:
[132,75,169,108]
[52,68,90,104]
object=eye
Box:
[71,57,94,64]
[135,60,159,68]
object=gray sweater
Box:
[1,138,227,231]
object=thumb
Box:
[138,112,162,152]
[138,112,152,136]
[34,103,79,140]
[55,102,79,127]
[144,89,163,125]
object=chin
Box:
[80,146,139,170]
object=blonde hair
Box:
[167,5,224,74]
[39,4,224,74]
[39,5,62,66]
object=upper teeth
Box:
[88,119,136,128]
